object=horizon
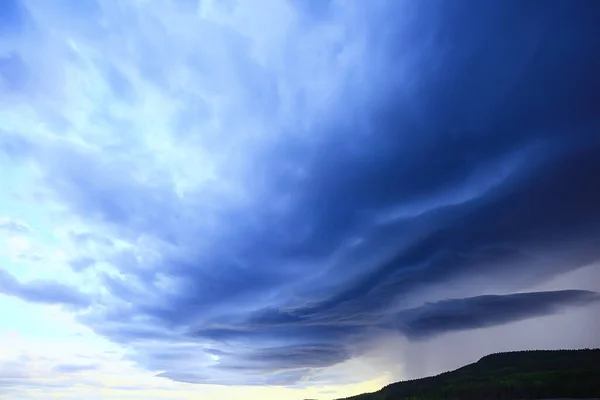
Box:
[1,0,600,399]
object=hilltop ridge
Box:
[341,349,600,400]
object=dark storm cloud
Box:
[393,290,600,340]
[4,0,600,386]
[186,290,598,346]
[79,0,600,382]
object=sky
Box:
[1,0,600,399]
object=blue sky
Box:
[1,0,600,399]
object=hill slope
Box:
[342,349,600,400]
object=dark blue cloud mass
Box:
[393,290,600,340]
[1,0,600,386]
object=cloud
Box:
[1,0,600,388]
[0,218,30,234]
[393,290,600,339]
[52,364,99,374]
[0,269,90,309]
[69,257,96,272]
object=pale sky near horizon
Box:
[1,0,600,399]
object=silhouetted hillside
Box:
[342,349,600,400]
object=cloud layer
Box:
[394,290,600,340]
[1,0,600,387]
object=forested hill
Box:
[341,349,600,400]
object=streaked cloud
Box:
[1,0,599,396]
